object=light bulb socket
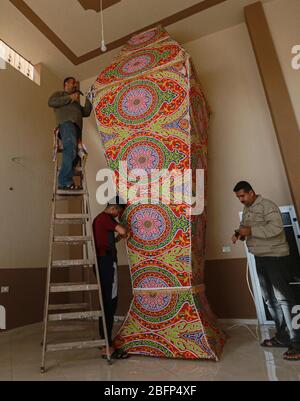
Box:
[101,40,107,52]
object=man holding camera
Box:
[48,77,92,190]
[232,181,300,361]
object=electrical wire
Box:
[227,260,260,342]
[100,0,106,51]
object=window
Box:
[0,40,35,82]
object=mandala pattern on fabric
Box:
[122,54,155,75]
[163,112,190,135]
[107,134,187,184]
[129,30,157,46]
[126,204,189,252]
[96,46,182,85]
[127,144,160,172]
[135,274,173,314]
[132,292,180,324]
[124,28,168,50]
[96,78,187,129]
[91,26,226,361]
[132,207,166,242]
[131,260,188,288]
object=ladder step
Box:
[54,214,89,225]
[50,283,99,293]
[48,322,96,332]
[55,214,89,220]
[48,303,89,311]
[56,189,86,196]
[54,236,92,244]
[46,339,105,352]
[52,259,94,268]
[48,311,102,322]
[54,219,87,225]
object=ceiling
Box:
[0,0,274,81]
[78,0,122,12]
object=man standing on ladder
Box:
[48,77,92,190]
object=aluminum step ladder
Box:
[41,151,111,373]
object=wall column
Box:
[245,1,300,219]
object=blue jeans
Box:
[58,122,81,187]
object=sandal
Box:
[261,337,289,348]
[113,349,130,359]
[58,184,82,191]
[102,349,129,360]
[283,347,300,361]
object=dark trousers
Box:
[255,256,300,350]
[97,253,118,347]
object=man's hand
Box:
[232,227,249,244]
[232,234,239,244]
[70,92,80,103]
[239,226,252,237]
[116,233,130,243]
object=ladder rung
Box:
[52,259,94,268]
[54,236,92,244]
[56,189,86,196]
[48,311,101,322]
[55,214,89,220]
[48,303,89,311]
[48,322,96,332]
[54,214,89,225]
[50,283,99,293]
[46,339,105,352]
[54,219,86,225]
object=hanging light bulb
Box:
[101,39,107,53]
[100,0,107,52]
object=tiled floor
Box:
[0,322,299,381]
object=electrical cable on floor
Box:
[227,261,260,342]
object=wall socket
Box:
[1,287,10,294]
[222,246,232,254]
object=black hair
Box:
[107,195,126,210]
[233,181,254,193]
[64,77,76,87]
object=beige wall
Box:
[81,0,300,264]
[0,63,65,268]
[264,0,300,129]
[185,22,293,260]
